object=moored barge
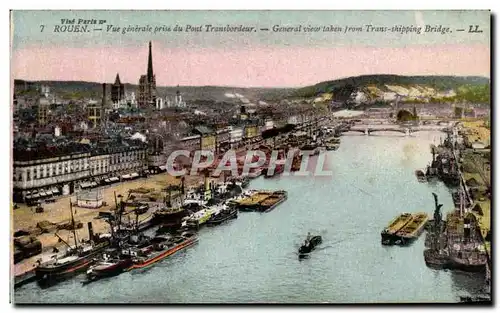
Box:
[127,233,198,270]
[394,212,429,245]
[381,213,413,245]
[258,190,288,213]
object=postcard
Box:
[11,10,491,304]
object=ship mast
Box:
[69,201,78,250]
[459,183,464,218]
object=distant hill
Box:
[14,74,490,105]
[13,79,294,103]
[291,75,490,104]
[293,75,489,97]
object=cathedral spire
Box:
[147,41,154,81]
[114,73,121,85]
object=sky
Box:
[11,10,491,87]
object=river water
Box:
[14,132,486,304]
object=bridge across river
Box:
[340,125,451,136]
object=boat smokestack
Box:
[88,221,94,242]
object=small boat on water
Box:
[394,212,429,245]
[206,206,238,227]
[415,170,427,183]
[381,213,413,245]
[298,235,322,257]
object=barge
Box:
[258,190,288,213]
[232,190,288,213]
[381,213,413,245]
[233,191,273,212]
[394,212,429,245]
[127,233,198,270]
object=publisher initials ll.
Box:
[468,25,483,33]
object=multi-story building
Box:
[180,135,201,153]
[13,142,92,202]
[216,127,231,152]
[91,140,148,179]
[229,126,244,149]
[138,41,157,108]
[244,123,261,144]
[193,126,217,153]
[87,100,102,129]
[38,97,50,126]
[12,139,148,203]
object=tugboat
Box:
[182,207,214,229]
[298,233,322,257]
[206,206,238,227]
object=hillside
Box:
[292,75,490,104]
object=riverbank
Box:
[12,173,210,276]
[460,120,491,255]
[15,132,480,303]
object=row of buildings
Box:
[12,110,318,203]
[12,41,325,204]
[12,138,148,203]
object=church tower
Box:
[138,41,157,108]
